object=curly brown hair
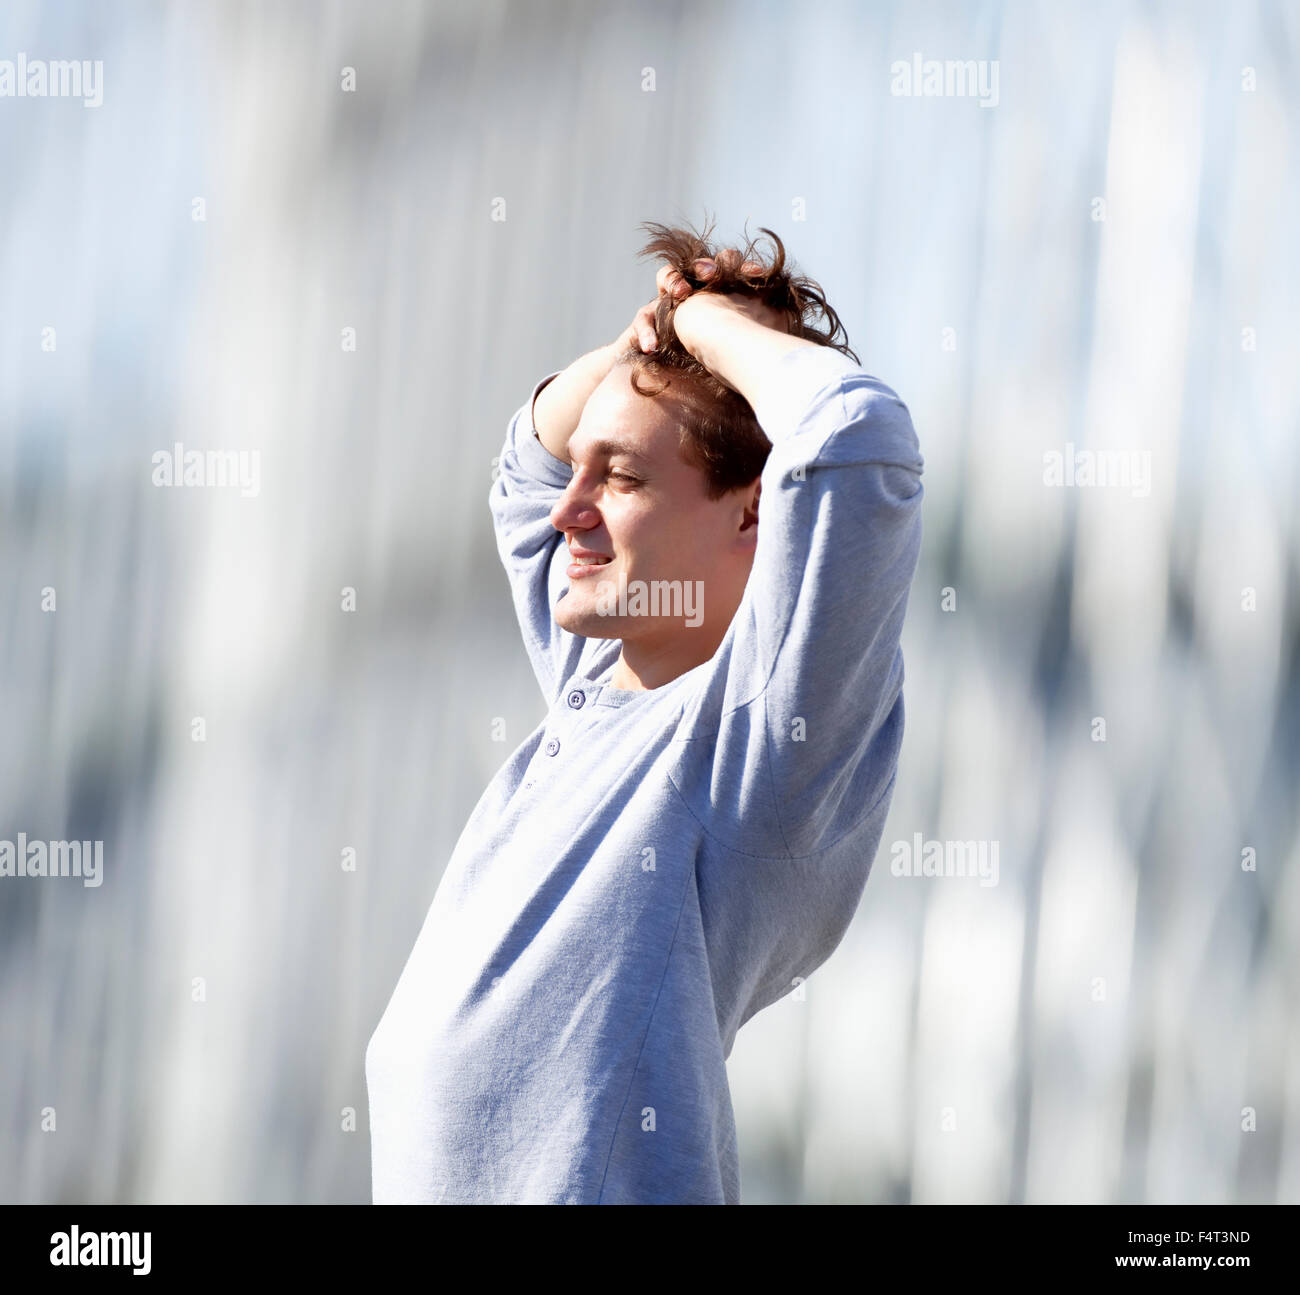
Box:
[615,216,858,498]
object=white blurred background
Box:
[2,0,1297,1204]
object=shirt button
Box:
[545,738,560,757]
[567,689,586,709]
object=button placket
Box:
[540,681,603,762]
[544,688,584,757]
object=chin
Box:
[555,599,617,640]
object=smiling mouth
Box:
[567,551,613,581]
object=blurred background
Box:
[2,0,1297,1204]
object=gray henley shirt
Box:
[365,343,925,1203]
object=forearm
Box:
[684,311,821,411]
[531,341,622,462]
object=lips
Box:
[567,547,612,580]
[568,544,611,564]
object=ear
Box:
[739,478,760,540]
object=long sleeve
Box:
[369,347,923,1203]
[488,372,617,704]
[672,344,925,858]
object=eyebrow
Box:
[579,438,654,466]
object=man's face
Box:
[549,363,758,646]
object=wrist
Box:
[687,311,817,407]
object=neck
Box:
[609,620,729,691]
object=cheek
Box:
[603,501,651,557]
[656,503,728,572]
[682,491,731,540]
[610,488,727,572]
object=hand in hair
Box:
[636,218,858,363]
[660,257,791,348]
[668,266,793,367]
[610,250,779,360]
[533,219,854,460]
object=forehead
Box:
[570,364,689,460]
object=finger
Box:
[634,302,657,350]
[693,258,716,281]
[715,248,742,273]
[656,264,690,298]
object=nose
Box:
[549,473,600,533]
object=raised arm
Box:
[671,272,925,857]
[487,297,664,702]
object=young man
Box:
[365,225,925,1204]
